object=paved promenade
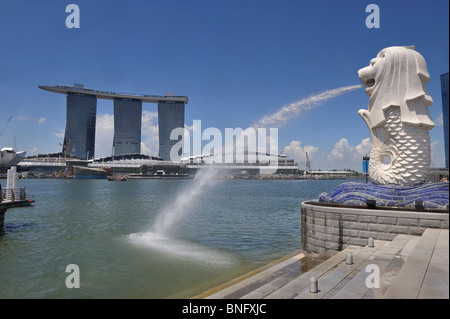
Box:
[197,228,448,299]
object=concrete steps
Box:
[200,228,449,299]
[383,228,449,299]
[204,251,307,299]
[330,234,420,299]
[253,246,363,299]
[285,229,449,299]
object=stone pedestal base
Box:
[301,201,449,254]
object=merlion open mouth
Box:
[363,78,376,95]
[365,78,375,87]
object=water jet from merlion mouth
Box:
[128,84,363,260]
[253,84,363,128]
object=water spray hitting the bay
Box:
[128,167,226,265]
[253,84,363,128]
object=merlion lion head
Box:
[357,46,434,130]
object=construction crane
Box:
[59,138,72,162]
[306,152,312,180]
[0,116,12,139]
[59,143,66,161]
[71,143,77,158]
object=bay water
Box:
[0,178,354,298]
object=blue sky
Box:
[0,0,448,171]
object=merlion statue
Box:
[358,46,435,185]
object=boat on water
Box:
[107,176,127,181]
[0,147,26,168]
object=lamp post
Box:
[363,155,370,183]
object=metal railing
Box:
[0,187,29,203]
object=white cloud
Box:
[141,111,159,156]
[326,137,371,171]
[435,112,444,126]
[95,113,114,158]
[52,130,65,139]
[282,137,371,171]
[38,117,47,125]
[355,138,372,155]
[328,138,349,160]
[282,140,319,168]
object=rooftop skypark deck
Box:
[39,85,189,104]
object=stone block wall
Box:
[301,201,449,254]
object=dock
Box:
[0,199,34,228]
[197,228,449,299]
[1,165,34,228]
[1,199,34,209]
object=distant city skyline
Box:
[0,0,448,171]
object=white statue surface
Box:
[358,46,435,185]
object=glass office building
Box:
[158,101,185,161]
[112,99,142,156]
[64,93,97,160]
[441,73,449,168]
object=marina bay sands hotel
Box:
[39,84,188,161]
